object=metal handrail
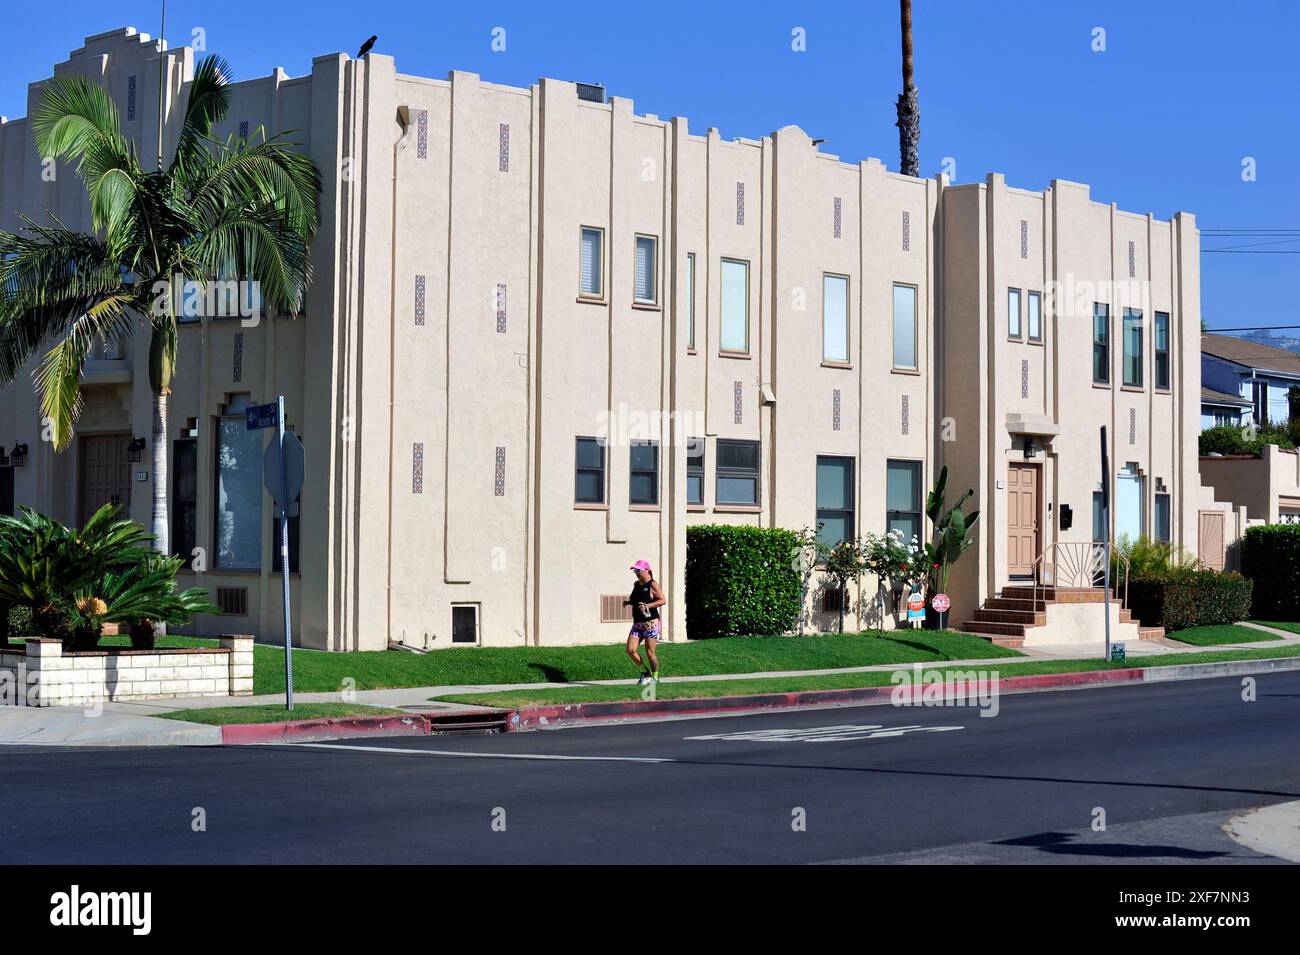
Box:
[1030,541,1129,612]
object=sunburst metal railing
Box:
[1030,541,1130,612]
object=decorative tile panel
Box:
[1128,240,1136,278]
[238,120,249,141]
[414,274,426,326]
[1020,219,1029,259]
[499,123,510,172]
[902,211,911,251]
[127,75,137,121]
[833,197,842,239]
[233,333,244,383]
[417,109,428,159]
[412,443,424,494]
[494,446,506,496]
[736,182,745,225]
[1021,359,1029,398]
[733,380,743,424]
[495,283,507,333]
[832,388,842,431]
[901,394,910,435]
[1129,408,1137,445]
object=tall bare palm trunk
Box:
[896,0,920,178]
[151,389,168,555]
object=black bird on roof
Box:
[357,35,378,58]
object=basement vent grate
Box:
[601,595,634,623]
[216,587,248,616]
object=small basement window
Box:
[451,605,479,644]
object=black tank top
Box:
[630,578,660,622]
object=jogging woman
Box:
[625,560,666,684]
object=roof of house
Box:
[1200,386,1252,408]
[1202,334,1300,377]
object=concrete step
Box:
[964,631,1026,649]
[959,620,1027,638]
[985,596,1049,612]
[1137,627,1166,639]
[972,608,1048,626]
[1001,585,1120,604]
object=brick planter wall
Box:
[0,634,254,707]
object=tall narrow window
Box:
[816,456,855,550]
[822,274,849,363]
[1123,308,1144,387]
[575,437,606,504]
[720,258,749,353]
[1154,312,1170,390]
[1093,303,1110,384]
[629,440,659,506]
[1027,291,1042,343]
[686,437,704,505]
[1115,464,1145,543]
[686,253,696,350]
[1008,288,1022,339]
[580,227,604,298]
[214,394,263,570]
[716,439,760,506]
[886,460,922,543]
[892,284,917,370]
[1092,491,1105,542]
[634,235,657,305]
[1154,492,1171,544]
[173,439,198,569]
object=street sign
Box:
[263,431,304,506]
[931,593,950,613]
[907,593,926,622]
[246,402,279,431]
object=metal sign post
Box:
[249,397,304,711]
[1100,426,1111,662]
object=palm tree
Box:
[0,55,320,556]
[896,0,920,177]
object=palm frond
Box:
[182,134,321,241]
[171,54,232,178]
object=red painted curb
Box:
[221,713,431,744]
[507,666,1149,730]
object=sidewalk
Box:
[5,623,1297,746]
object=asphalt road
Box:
[3,672,1299,864]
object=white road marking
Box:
[685,723,965,743]
[287,742,675,763]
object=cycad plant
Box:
[923,465,980,596]
[0,55,320,555]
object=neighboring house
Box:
[1201,445,1300,526]
[1200,386,1252,428]
[1201,333,1300,426]
[0,27,1243,648]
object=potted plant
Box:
[922,466,980,630]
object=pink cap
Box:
[630,560,652,572]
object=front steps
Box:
[962,585,1165,648]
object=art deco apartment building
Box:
[0,28,1245,649]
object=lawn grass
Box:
[158,703,408,725]
[1165,624,1282,646]
[235,630,1020,694]
[431,643,1300,708]
[1250,620,1300,636]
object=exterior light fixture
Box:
[1024,437,1037,459]
[127,437,147,462]
[11,443,28,467]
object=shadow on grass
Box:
[528,663,569,684]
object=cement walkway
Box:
[5,622,1297,746]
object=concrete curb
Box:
[1226,800,1300,863]
[221,713,431,744]
[505,655,1300,730]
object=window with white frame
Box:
[892,284,918,370]
[580,227,604,298]
[1027,290,1042,342]
[823,274,849,363]
[634,235,657,305]
[720,258,749,353]
[1008,287,1022,339]
[686,253,696,350]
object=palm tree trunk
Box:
[151,389,169,555]
[896,0,920,177]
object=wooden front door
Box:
[1007,463,1040,578]
[80,434,132,524]
[1198,511,1225,571]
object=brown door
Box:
[80,434,132,524]
[1007,463,1040,577]
[1198,511,1225,570]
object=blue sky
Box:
[4,0,1297,332]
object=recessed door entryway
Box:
[80,433,132,525]
[1007,463,1040,578]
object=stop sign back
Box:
[931,593,950,613]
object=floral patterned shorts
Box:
[629,619,661,641]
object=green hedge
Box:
[1126,569,1254,632]
[1243,524,1300,620]
[686,525,803,638]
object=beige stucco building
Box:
[0,28,1246,650]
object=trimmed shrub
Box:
[686,524,803,638]
[1126,568,1253,632]
[1243,524,1300,620]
